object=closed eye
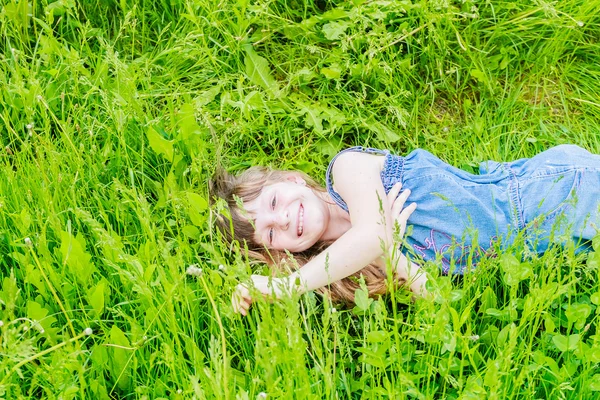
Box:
[269,228,274,244]
[271,195,276,209]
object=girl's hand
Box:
[232,275,286,316]
[386,182,428,295]
[387,182,416,240]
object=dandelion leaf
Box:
[244,45,280,98]
[147,126,174,160]
[59,230,95,285]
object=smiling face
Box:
[243,174,331,253]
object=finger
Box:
[387,182,402,204]
[236,298,251,316]
[232,296,241,313]
[233,286,252,314]
[396,203,417,236]
[398,202,417,220]
[241,299,250,313]
[237,285,251,300]
[391,189,411,217]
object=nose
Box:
[274,209,289,230]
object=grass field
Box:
[2,0,600,398]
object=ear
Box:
[286,172,306,185]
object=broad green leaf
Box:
[195,85,220,107]
[470,69,486,82]
[46,0,75,16]
[496,323,517,347]
[88,281,105,316]
[354,287,373,312]
[322,21,350,40]
[303,107,324,133]
[484,359,500,388]
[552,334,580,352]
[544,314,556,333]
[357,346,387,369]
[366,330,388,343]
[59,230,95,285]
[441,335,456,354]
[178,103,202,140]
[186,192,208,227]
[20,208,31,234]
[591,291,600,305]
[24,263,46,296]
[565,303,592,329]
[588,374,600,391]
[585,346,600,363]
[186,192,208,212]
[292,95,345,134]
[479,286,497,312]
[588,250,600,271]
[89,379,111,400]
[244,46,280,98]
[363,119,400,143]
[109,326,133,391]
[90,344,109,367]
[147,126,174,160]
[209,269,223,287]
[500,254,531,286]
[182,225,200,240]
[26,300,58,340]
[321,64,342,80]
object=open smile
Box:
[297,204,304,237]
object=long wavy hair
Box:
[210,166,405,304]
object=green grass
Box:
[1,0,600,398]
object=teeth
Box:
[298,206,304,236]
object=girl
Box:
[212,145,600,315]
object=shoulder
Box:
[331,150,385,188]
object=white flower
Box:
[186,264,203,277]
[258,393,267,399]
[468,334,479,341]
[577,21,584,27]
[218,264,225,271]
[26,123,34,130]
[0,320,4,327]
[331,307,337,314]
[177,389,182,394]
[84,327,93,336]
[24,237,32,247]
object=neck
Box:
[318,191,351,242]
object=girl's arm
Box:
[284,151,404,293]
[375,252,428,296]
[233,152,416,314]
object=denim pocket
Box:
[520,169,584,253]
[521,169,581,224]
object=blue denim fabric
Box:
[326,145,600,274]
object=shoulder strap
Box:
[325,147,389,212]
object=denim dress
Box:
[326,145,600,274]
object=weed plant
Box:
[1,0,600,398]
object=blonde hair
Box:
[210,166,405,304]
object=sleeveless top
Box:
[325,145,600,274]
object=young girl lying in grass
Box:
[212,145,600,315]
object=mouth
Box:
[297,204,304,237]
